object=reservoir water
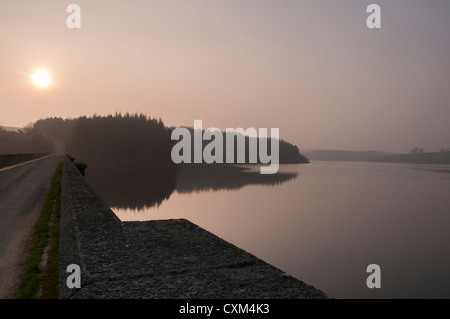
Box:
[90,161,450,298]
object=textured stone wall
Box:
[59,156,328,299]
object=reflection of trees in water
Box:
[87,163,298,210]
[86,162,178,211]
[175,164,298,194]
[34,114,304,210]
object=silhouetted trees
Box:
[34,117,77,145]
[410,147,424,154]
[63,113,179,208]
[25,113,309,208]
[33,114,309,166]
[0,128,53,154]
[279,139,309,163]
[176,127,309,164]
[67,113,174,168]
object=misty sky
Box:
[1,0,449,153]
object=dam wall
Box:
[59,156,328,298]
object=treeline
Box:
[30,114,308,208]
[33,114,309,166]
[410,146,450,153]
[173,127,309,164]
[34,117,75,145]
[36,114,179,209]
[0,127,53,155]
[66,114,174,170]
[34,114,176,169]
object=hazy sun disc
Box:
[31,69,51,88]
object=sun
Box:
[31,69,52,88]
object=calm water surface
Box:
[111,161,450,298]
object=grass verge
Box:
[15,160,62,299]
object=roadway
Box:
[0,155,59,298]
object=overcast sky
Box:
[1,0,449,153]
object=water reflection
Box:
[175,164,297,193]
[87,161,450,298]
[409,164,450,177]
[86,163,297,210]
[85,163,177,210]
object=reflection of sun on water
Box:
[31,69,51,88]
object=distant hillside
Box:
[370,151,450,165]
[0,126,23,132]
[0,127,53,155]
[305,150,394,162]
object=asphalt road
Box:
[0,155,59,298]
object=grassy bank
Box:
[15,160,62,299]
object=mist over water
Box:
[2,0,450,301]
[87,161,450,298]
